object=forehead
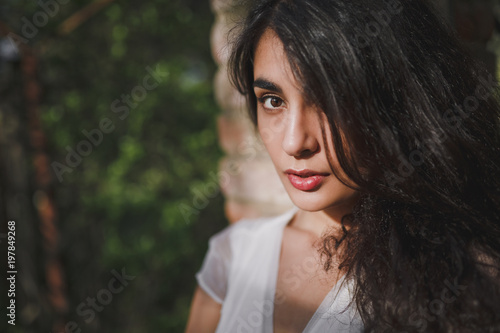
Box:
[254,28,283,57]
[253,29,299,90]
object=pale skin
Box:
[185,28,359,333]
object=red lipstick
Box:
[285,169,328,191]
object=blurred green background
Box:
[0,0,227,332]
[1,1,500,333]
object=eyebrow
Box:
[252,78,282,93]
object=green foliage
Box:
[3,0,227,331]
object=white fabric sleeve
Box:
[195,226,233,305]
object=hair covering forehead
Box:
[266,0,357,109]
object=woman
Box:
[186,0,500,332]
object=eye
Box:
[258,95,285,110]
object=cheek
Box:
[257,112,287,142]
[258,120,283,148]
[258,127,285,168]
[258,126,278,154]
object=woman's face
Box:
[252,29,359,214]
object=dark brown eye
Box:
[270,97,282,107]
[258,95,284,110]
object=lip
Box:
[284,169,329,191]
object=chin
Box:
[286,190,337,212]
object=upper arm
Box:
[186,223,238,332]
[185,286,222,333]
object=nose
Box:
[281,107,319,158]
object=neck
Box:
[289,198,358,238]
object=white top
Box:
[196,207,364,333]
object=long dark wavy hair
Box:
[229,0,500,331]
